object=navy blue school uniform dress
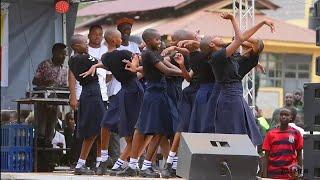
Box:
[165,55,189,133]
[209,48,262,146]
[101,50,144,137]
[68,54,105,139]
[135,49,175,137]
[176,77,199,132]
[188,51,216,133]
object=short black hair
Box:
[89,25,103,33]
[52,43,66,54]
[65,112,74,121]
[142,29,159,43]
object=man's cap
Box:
[116,17,135,27]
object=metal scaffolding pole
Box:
[233,0,256,107]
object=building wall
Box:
[263,0,313,28]
[259,53,312,92]
[256,40,320,118]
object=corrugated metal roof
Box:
[78,0,279,17]
[76,11,315,44]
[77,0,196,17]
[149,11,315,44]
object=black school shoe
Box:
[109,166,125,176]
[139,167,160,178]
[95,158,113,175]
[116,166,138,177]
[74,165,95,175]
[161,163,176,178]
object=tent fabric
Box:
[1,0,77,109]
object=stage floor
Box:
[1,172,273,180]
[1,172,184,180]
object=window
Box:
[260,53,283,87]
[284,63,310,79]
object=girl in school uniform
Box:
[188,50,216,133]
[200,13,274,146]
[159,30,199,178]
[116,28,183,178]
[68,34,105,175]
[80,29,144,175]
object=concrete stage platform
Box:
[1,172,184,180]
[1,172,273,180]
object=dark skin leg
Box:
[145,135,162,161]
[152,136,170,161]
[138,135,153,157]
[101,127,111,151]
[79,135,97,160]
[96,136,101,157]
[170,132,181,153]
[119,136,133,161]
[130,129,148,159]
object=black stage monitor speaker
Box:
[304,83,320,132]
[303,134,320,179]
[315,0,320,17]
[177,133,259,180]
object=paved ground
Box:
[1,172,184,180]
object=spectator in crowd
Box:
[20,110,31,123]
[1,111,11,125]
[25,111,34,125]
[263,108,303,179]
[270,92,301,129]
[254,106,270,176]
[255,106,270,140]
[52,128,66,153]
[55,110,65,133]
[293,90,304,112]
[293,89,304,127]
[64,112,77,166]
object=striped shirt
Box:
[262,127,303,179]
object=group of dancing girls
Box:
[68,12,275,177]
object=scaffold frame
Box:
[233,0,256,107]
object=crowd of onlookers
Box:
[255,89,305,139]
[254,89,305,179]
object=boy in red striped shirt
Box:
[262,108,303,179]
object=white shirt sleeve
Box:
[51,131,67,154]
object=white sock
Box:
[101,150,109,162]
[166,151,176,164]
[76,159,86,169]
[141,160,152,171]
[96,157,102,167]
[172,156,178,170]
[129,158,138,170]
[112,158,125,170]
